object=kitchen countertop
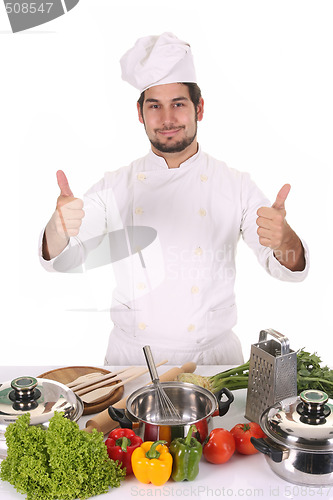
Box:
[0,365,331,500]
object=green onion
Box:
[177,349,333,398]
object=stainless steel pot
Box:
[108,382,234,444]
[251,389,333,486]
[0,376,84,458]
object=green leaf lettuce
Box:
[0,412,125,500]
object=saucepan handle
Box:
[107,406,133,429]
[250,437,286,463]
[216,387,234,416]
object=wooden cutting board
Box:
[38,366,124,415]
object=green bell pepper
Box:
[169,425,202,482]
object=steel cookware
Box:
[0,376,84,458]
[142,345,181,422]
[245,328,297,424]
[108,381,234,444]
[251,389,333,486]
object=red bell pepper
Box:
[105,428,142,475]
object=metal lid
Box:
[0,376,83,426]
[260,389,333,452]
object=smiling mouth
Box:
[156,127,184,137]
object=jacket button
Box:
[138,322,146,330]
[194,247,203,256]
[200,174,208,182]
[187,324,195,332]
[199,208,207,217]
[135,207,143,215]
[137,282,146,290]
[137,173,146,181]
[191,286,199,294]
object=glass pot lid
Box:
[260,389,333,452]
[0,376,83,426]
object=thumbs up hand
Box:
[256,184,305,271]
[55,170,85,239]
[42,171,85,260]
[256,184,291,250]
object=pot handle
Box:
[107,406,133,429]
[216,387,234,416]
[250,437,284,463]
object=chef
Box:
[40,33,309,366]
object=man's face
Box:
[137,83,204,155]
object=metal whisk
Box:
[143,345,181,423]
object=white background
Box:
[0,0,332,367]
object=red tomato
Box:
[230,422,266,455]
[203,428,235,464]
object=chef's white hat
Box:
[120,32,197,93]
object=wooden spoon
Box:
[67,372,105,387]
[78,360,168,404]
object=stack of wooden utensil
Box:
[67,361,168,404]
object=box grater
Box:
[245,328,297,423]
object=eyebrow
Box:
[144,96,190,104]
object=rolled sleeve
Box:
[38,229,85,273]
[266,237,310,282]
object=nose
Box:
[161,107,176,127]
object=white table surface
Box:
[0,365,331,500]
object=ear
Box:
[196,97,204,122]
[137,102,144,124]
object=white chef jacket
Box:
[39,146,309,365]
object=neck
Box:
[151,140,199,169]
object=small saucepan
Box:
[251,389,333,486]
[108,381,234,444]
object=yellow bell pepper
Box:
[131,440,173,486]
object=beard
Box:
[146,122,198,154]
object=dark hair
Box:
[137,82,202,116]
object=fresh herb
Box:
[296,349,333,397]
[0,412,125,500]
[177,349,333,398]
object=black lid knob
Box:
[297,390,330,425]
[9,376,41,411]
